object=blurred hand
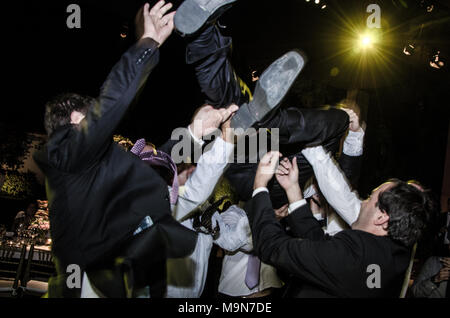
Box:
[189,104,238,140]
[177,165,196,187]
[221,104,239,144]
[434,268,450,283]
[342,108,361,133]
[136,1,175,46]
[434,258,450,283]
[254,151,282,189]
[274,204,289,221]
[275,157,303,203]
[275,157,299,191]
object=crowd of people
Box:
[32,0,447,298]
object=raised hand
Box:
[342,108,362,133]
[434,257,450,283]
[220,104,239,144]
[275,157,303,203]
[274,204,289,220]
[254,151,282,189]
[136,1,175,46]
[189,104,238,140]
[275,157,299,192]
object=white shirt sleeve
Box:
[173,136,234,221]
[301,146,362,226]
[188,125,205,147]
[288,199,307,214]
[252,187,269,197]
[343,128,365,157]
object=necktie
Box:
[245,254,261,290]
[131,139,179,205]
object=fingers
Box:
[279,157,292,169]
[219,104,239,123]
[159,11,175,27]
[276,165,289,175]
[166,11,175,29]
[142,3,150,15]
[292,156,298,172]
[150,0,166,16]
[159,2,173,17]
[260,151,281,165]
[274,204,289,220]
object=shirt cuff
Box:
[343,128,365,157]
[252,187,269,197]
[288,199,307,214]
[188,125,205,147]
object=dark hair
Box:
[377,179,436,247]
[44,93,94,136]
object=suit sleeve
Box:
[286,204,327,241]
[65,38,160,167]
[248,191,360,294]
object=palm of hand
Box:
[276,173,296,190]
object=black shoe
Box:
[174,0,237,36]
[231,50,307,133]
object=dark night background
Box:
[1,0,449,224]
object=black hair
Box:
[377,179,436,247]
[44,93,95,136]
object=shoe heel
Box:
[230,103,256,133]
[175,0,210,35]
[252,51,306,120]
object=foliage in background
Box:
[0,171,41,200]
[0,123,46,200]
[0,123,46,171]
[113,134,134,151]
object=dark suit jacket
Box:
[248,191,411,297]
[34,38,197,271]
[225,107,352,207]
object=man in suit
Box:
[33,1,236,297]
[247,151,434,297]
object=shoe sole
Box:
[231,50,306,132]
[175,0,237,36]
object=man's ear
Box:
[374,210,390,230]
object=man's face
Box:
[359,182,394,222]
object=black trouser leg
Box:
[186,24,249,108]
[226,107,349,206]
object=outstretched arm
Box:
[301,146,362,227]
[301,108,363,227]
[247,153,354,295]
[69,2,175,164]
[275,157,326,240]
[173,105,238,221]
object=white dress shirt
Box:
[214,205,283,297]
[166,136,234,298]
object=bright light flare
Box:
[360,35,373,48]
